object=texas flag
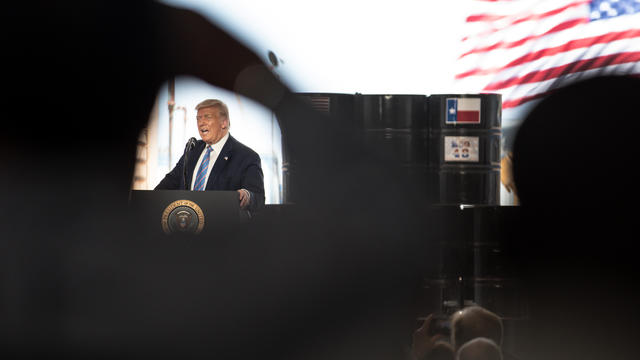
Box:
[446,97,482,124]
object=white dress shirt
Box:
[190,132,229,190]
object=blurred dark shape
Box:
[412,314,451,360]
[268,50,279,67]
[510,75,640,360]
[1,1,432,359]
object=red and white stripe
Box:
[454,0,640,118]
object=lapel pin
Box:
[224,156,229,161]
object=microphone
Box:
[184,137,197,152]
[183,137,197,190]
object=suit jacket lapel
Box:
[186,142,206,189]
[205,136,234,190]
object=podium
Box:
[129,190,242,236]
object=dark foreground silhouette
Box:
[510,75,640,360]
[4,3,639,360]
[2,2,432,359]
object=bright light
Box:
[161,0,467,94]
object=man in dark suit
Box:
[155,99,265,212]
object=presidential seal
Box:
[161,199,205,235]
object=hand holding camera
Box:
[412,313,452,360]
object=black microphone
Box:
[183,137,197,190]
[184,137,197,152]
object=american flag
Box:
[454,0,640,121]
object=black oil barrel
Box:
[297,92,356,122]
[428,94,502,205]
[290,93,356,204]
[354,94,429,186]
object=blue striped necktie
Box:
[193,146,213,191]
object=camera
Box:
[416,313,452,338]
[428,314,451,337]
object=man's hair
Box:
[451,306,503,349]
[195,99,229,119]
[456,338,502,360]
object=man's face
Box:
[196,106,228,145]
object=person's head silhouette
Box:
[510,75,640,360]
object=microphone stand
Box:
[183,137,196,190]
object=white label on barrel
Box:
[444,136,480,162]
[446,98,481,124]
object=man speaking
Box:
[155,99,265,213]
